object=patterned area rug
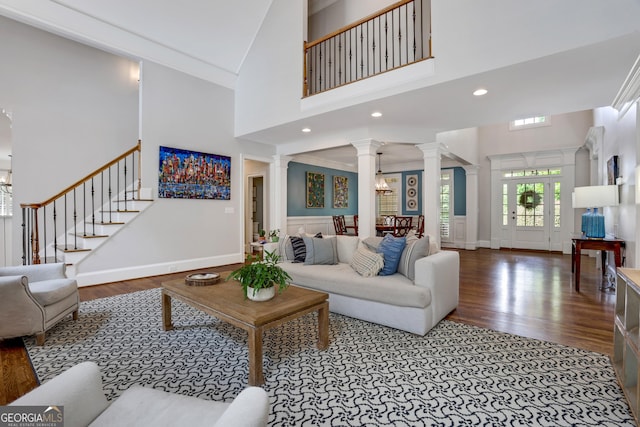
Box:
[25,289,633,426]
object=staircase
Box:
[56,189,153,277]
[21,142,148,277]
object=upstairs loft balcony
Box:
[304,0,432,97]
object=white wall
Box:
[236,0,640,139]
[235,0,305,137]
[0,15,139,265]
[431,0,640,82]
[593,105,638,267]
[0,15,278,283]
[308,0,396,41]
[476,110,593,245]
[78,61,277,281]
[437,127,479,165]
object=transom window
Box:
[503,168,561,178]
[509,115,550,130]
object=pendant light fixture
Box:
[375,153,391,194]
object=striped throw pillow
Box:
[350,246,384,277]
[397,235,430,281]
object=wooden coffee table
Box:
[161,273,329,386]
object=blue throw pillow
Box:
[377,234,406,275]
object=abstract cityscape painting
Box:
[158,146,231,200]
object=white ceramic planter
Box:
[247,286,275,302]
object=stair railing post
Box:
[21,206,27,265]
[31,207,41,264]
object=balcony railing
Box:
[304,0,432,97]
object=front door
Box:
[500,177,561,251]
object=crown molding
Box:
[612,54,640,120]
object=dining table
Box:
[375,224,394,236]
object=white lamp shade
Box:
[573,185,619,208]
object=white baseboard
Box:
[75,253,244,287]
[477,240,491,248]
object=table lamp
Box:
[572,185,619,239]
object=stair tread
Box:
[86,221,125,225]
[55,246,91,253]
[116,199,153,202]
[71,233,109,238]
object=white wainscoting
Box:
[286,216,337,236]
[442,215,467,249]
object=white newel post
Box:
[351,139,383,239]
[417,142,442,249]
[271,155,292,236]
[463,165,479,250]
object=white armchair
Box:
[0,263,79,345]
[10,362,270,427]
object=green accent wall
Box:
[443,167,467,216]
[287,162,467,217]
[287,161,358,216]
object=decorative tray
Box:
[185,272,220,286]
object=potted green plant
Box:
[258,229,266,242]
[269,229,280,242]
[227,250,291,301]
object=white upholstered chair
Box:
[0,263,79,345]
[11,362,270,427]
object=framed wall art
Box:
[158,146,231,200]
[607,155,619,185]
[333,176,348,208]
[306,171,325,208]
[404,173,419,212]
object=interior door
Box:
[501,178,552,250]
[246,176,264,244]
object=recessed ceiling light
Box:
[302,127,311,133]
[473,88,488,96]
[371,112,382,118]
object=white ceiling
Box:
[50,0,272,76]
[1,1,639,167]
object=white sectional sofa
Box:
[271,233,459,335]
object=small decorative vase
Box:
[271,236,279,243]
[247,286,275,302]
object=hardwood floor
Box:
[0,248,616,405]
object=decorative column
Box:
[416,142,442,248]
[271,155,292,235]
[351,139,383,238]
[463,165,479,250]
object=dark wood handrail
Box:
[305,0,413,49]
[21,140,141,209]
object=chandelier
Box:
[375,153,391,194]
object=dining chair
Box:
[383,215,396,226]
[392,216,413,237]
[416,214,425,238]
[332,215,348,235]
[345,214,358,235]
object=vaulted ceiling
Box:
[1,1,640,167]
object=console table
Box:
[571,237,625,291]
